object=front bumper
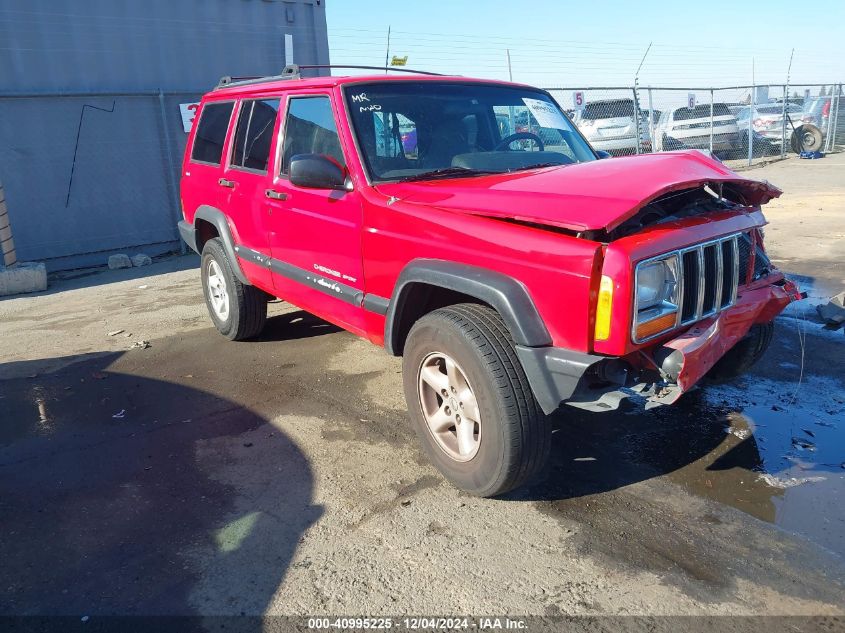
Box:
[517,277,802,414]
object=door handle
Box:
[265,189,288,201]
[218,178,235,188]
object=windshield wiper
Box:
[400,166,500,182]
[507,162,564,172]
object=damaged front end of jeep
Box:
[568,176,804,412]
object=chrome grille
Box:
[679,234,740,325]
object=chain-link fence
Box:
[546,83,843,165]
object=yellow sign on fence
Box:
[390,55,408,67]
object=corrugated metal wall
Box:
[0,0,329,270]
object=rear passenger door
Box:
[220,97,282,290]
[183,100,236,225]
[264,93,365,335]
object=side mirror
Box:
[289,154,347,190]
[595,150,613,159]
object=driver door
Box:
[264,92,366,335]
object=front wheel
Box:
[706,322,774,383]
[201,238,267,341]
[402,303,551,497]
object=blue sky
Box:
[325,0,844,90]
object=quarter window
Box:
[281,96,345,175]
[231,99,280,172]
[191,102,234,165]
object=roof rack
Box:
[215,64,442,90]
[216,64,302,89]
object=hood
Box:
[375,150,781,234]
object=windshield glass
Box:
[343,81,596,182]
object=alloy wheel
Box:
[417,351,481,462]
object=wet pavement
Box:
[1,283,844,617]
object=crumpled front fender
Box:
[656,277,801,402]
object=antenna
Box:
[384,26,391,74]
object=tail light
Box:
[823,101,831,117]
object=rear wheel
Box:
[201,238,267,341]
[402,303,551,497]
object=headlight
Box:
[634,255,680,341]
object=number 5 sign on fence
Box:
[179,103,200,133]
[573,91,585,111]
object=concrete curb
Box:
[0,262,48,297]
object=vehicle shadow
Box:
[256,308,342,343]
[0,349,321,619]
[514,388,765,505]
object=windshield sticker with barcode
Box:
[522,98,567,129]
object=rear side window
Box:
[231,99,281,172]
[281,96,345,174]
[674,104,731,120]
[191,102,234,164]
[582,101,635,120]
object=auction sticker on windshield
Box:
[522,97,567,129]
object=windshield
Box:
[343,81,596,182]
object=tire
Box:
[706,321,774,383]
[402,303,551,497]
[791,124,824,153]
[200,237,267,341]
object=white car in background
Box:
[654,103,740,153]
[573,99,651,156]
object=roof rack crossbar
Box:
[216,65,301,89]
[215,64,442,90]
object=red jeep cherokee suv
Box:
[179,66,801,497]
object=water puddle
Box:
[691,372,843,548]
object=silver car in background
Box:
[734,103,813,146]
[573,99,651,156]
[653,103,740,153]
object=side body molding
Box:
[182,205,250,285]
[383,259,553,356]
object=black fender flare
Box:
[190,205,250,285]
[383,259,552,355]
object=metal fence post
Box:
[709,89,714,154]
[157,89,186,255]
[633,87,642,154]
[648,87,655,151]
[780,84,788,158]
[832,84,842,151]
[825,86,835,153]
[748,86,756,167]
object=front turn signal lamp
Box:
[594,275,614,341]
